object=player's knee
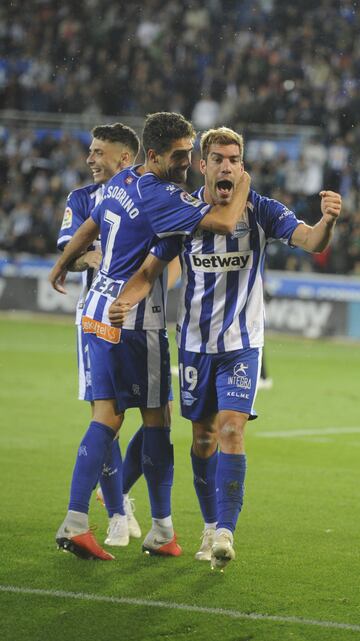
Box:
[218,421,245,444]
[193,434,217,457]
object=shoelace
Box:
[200,529,215,544]
[124,497,136,515]
[108,516,126,536]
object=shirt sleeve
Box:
[150,236,183,262]
[90,201,102,227]
[257,193,303,244]
[57,190,90,250]
[140,176,211,237]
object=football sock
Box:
[142,427,173,519]
[122,425,144,494]
[191,448,218,524]
[99,437,124,517]
[152,516,173,539]
[216,452,246,533]
[68,421,115,514]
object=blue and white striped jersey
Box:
[151,187,303,353]
[57,184,103,325]
[82,166,210,330]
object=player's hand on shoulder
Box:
[108,299,131,327]
[319,190,342,224]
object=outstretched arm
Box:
[49,218,99,293]
[291,190,342,252]
[109,253,168,327]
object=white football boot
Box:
[195,527,216,561]
[104,514,129,546]
[211,528,235,571]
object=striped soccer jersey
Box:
[151,187,303,353]
[57,184,103,325]
[82,165,211,330]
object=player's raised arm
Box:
[49,217,100,293]
[290,190,342,252]
[109,253,168,327]
[198,171,251,235]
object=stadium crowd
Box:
[1,0,360,274]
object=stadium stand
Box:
[1,0,359,273]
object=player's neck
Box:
[203,184,215,205]
[142,161,163,177]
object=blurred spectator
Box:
[0,0,359,274]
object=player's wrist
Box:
[322,215,336,229]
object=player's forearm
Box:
[295,217,336,253]
[109,256,166,327]
[57,221,99,269]
[117,270,154,307]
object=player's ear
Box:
[147,148,158,164]
[120,151,131,166]
[199,159,207,176]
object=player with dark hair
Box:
[57,122,142,549]
[108,126,342,570]
[49,112,250,561]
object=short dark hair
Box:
[91,122,140,158]
[142,112,195,155]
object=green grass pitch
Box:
[0,315,359,641]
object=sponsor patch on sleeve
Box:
[179,192,202,207]
[61,207,73,230]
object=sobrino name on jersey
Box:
[190,251,253,272]
[104,186,139,219]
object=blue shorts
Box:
[87,328,171,412]
[178,347,262,421]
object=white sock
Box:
[66,510,89,531]
[152,516,173,538]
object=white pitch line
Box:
[1,585,360,633]
[255,427,360,439]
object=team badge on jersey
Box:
[61,207,73,230]
[125,176,133,185]
[231,221,250,239]
[180,192,202,207]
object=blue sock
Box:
[142,427,173,519]
[99,438,124,517]
[69,421,115,514]
[123,426,144,494]
[191,448,217,524]
[216,452,246,533]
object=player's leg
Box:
[56,335,123,560]
[212,409,248,570]
[140,404,181,556]
[121,424,144,538]
[121,394,173,539]
[178,348,218,560]
[191,418,218,560]
[210,347,261,570]
[56,398,121,560]
[114,328,180,556]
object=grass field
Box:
[0,315,359,641]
